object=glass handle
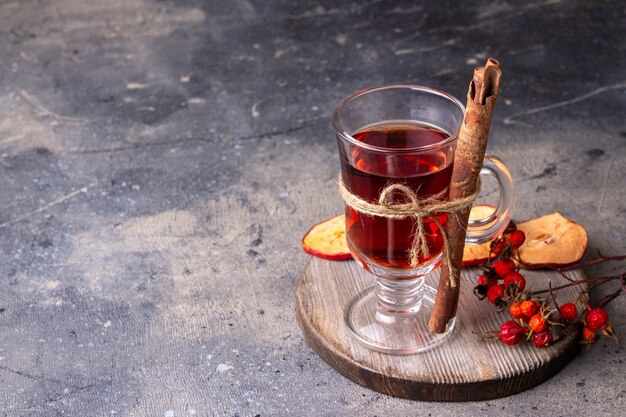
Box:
[465,154,515,244]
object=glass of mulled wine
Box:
[333,85,514,354]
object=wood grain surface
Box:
[296,257,584,401]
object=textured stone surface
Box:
[0,1,624,416]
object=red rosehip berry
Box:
[491,239,507,256]
[499,320,528,346]
[493,260,516,278]
[487,284,505,304]
[474,275,498,298]
[586,307,609,330]
[532,330,553,348]
[477,274,488,286]
[509,302,527,320]
[582,326,596,342]
[529,314,548,333]
[520,299,538,318]
[559,303,577,322]
[504,271,526,292]
[508,230,526,249]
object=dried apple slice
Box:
[517,212,587,266]
[302,214,352,260]
[462,205,496,267]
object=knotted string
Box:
[338,174,481,287]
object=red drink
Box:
[340,122,454,270]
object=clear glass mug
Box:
[333,85,514,354]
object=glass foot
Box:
[344,284,456,354]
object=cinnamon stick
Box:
[429,58,502,333]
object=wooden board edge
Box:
[295,262,583,401]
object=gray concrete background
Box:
[0,0,624,416]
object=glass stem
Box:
[374,276,424,315]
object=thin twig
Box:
[598,290,623,308]
[560,252,626,271]
[530,276,620,296]
[598,277,626,308]
[520,252,626,272]
[548,281,562,319]
[516,256,575,282]
[587,274,626,291]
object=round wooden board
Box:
[295,257,584,401]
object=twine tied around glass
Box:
[338,174,481,287]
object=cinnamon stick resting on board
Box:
[429,58,502,334]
